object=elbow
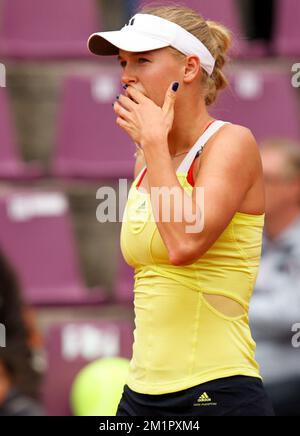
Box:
[169,243,201,266]
[169,253,185,266]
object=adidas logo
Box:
[136,201,146,210]
[197,392,212,403]
[193,391,217,407]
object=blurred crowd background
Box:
[0,0,299,416]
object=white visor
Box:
[87,13,215,76]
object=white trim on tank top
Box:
[176,120,230,174]
[135,120,230,182]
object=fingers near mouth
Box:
[128,96,138,104]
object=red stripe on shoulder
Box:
[186,120,216,187]
[136,167,147,188]
[187,160,196,187]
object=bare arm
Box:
[143,124,259,265]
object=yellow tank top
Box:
[120,121,265,394]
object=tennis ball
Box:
[70,357,130,416]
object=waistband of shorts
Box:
[124,375,263,398]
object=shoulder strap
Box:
[134,120,230,183]
[176,120,230,174]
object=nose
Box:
[121,65,138,88]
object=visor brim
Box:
[87,31,170,56]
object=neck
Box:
[265,205,300,240]
[167,93,213,156]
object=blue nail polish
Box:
[116,95,119,100]
[122,84,128,89]
[172,82,179,92]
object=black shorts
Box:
[116,376,275,416]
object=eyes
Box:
[119,58,149,68]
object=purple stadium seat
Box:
[42,319,133,416]
[0,189,107,306]
[0,88,42,179]
[212,70,300,141]
[273,0,300,56]
[0,0,100,59]
[52,73,135,179]
[114,250,134,303]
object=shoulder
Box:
[134,147,146,179]
[209,123,259,157]
[195,123,261,182]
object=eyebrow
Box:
[117,51,153,61]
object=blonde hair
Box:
[261,138,300,179]
[138,2,232,106]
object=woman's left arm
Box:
[144,125,259,265]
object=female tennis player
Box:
[88,4,275,416]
